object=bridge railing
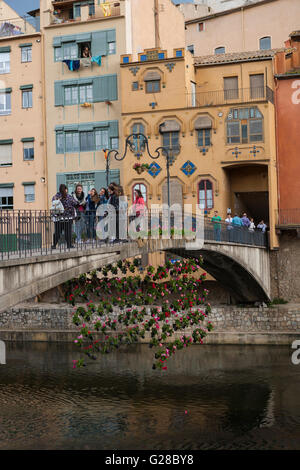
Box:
[0,210,267,260]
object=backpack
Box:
[51,199,64,215]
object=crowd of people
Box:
[211,210,267,242]
[50,183,145,248]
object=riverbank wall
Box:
[0,303,300,344]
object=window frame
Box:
[23,141,34,161]
[226,107,264,144]
[259,36,271,50]
[56,126,118,154]
[131,123,146,153]
[0,188,13,210]
[0,91,11,115]
[24,184,35,203]
[22,89,33,109]
[197,128,211,147]
[132,183,147,204]
[198,179,214,211]
[162,130,180,156]
[21,46,32,63]
[224,76,239,100]
[145,80,161,93]
[0,52,10,74]
[215,46,225,55]
[0,143,12,167]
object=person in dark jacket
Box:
[72,184,86,242]
[107,184,119,243]
[85,188,100,240]
[51,184,77,249]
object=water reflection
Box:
[0,343,300,449]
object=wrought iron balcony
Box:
[187,86,274,108]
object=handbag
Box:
[51,199,64,215]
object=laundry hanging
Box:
[63,60,80,71]
[91,56,102,66]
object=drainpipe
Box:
[241,7,245,51]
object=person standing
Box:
[132,189,145,233]
[232,213,243,243]
[72,184,86,243]
[118,186,128,241]
[249,218,255,232]
[211,210,222,242]
[225,212,233,242]
[51,184,77,249]
[85,188,100,241]
[241,212,251,228]
[257,220,267,232]
[107,184,120,243]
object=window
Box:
[160,120,180,158]
[146,80,160,93]
[260,36,271,50]
[73,1,95,18]
[197,129,211,147]
[0,91,11,115]
[24,184,35,203]
[21,46,32,63]
[133,183,147,203]
[224,76,239,100]
[80,131,94,152]
[187,45,194,55]
[108,41,116,54]
[215,46,225,54]
[95,128,109,150]
[198,180,213,210]
[226,107,263,144]
[54,47,62,62]
[0,187,13,209]
[22,90,33,109]
[132,123,146,153]
[0,52,10,74]
[65,132,80,153]
[66,172,95,195]
[79,84,93,103]
[23,141,34,161]
[132,81,139,91]
[0,142,12,166]
[250,74,265,99]
[63,42,78,60]
[64,86,78,106]
[198,22,204,32]
[56,122,119,154]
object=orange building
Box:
[274,31,300,227]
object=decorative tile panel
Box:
[148,162,162,178]
[181,160,196,177]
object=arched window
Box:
[198,180,213,210]
[132,183,147,204]
[226,107,263,144]
[259,36,271,50]
[159,120,181,163]
[131,123,146,154]
[215,46,225,54]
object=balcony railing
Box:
[50,1,121,26]
[187,86,273,108]
[276,209,300,227]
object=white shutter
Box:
[0,187,13,197]
[0,144,12,165]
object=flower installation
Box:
[133,162,150,174]
[64,258,213,371]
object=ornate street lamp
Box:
[107,133,171,208]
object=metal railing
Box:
[277,209,300,226]
[186,86,272,108]
[0,210,267,260]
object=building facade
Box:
[120,46,279,249]
[40,0,185,204]
[183,0,300,57]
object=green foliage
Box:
[65,257,213,371]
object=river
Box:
[0,342,300,450]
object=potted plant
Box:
[133,163,150,174]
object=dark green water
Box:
[0,342,300,450]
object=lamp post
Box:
[107,133,171,208]
[102,149,110,188]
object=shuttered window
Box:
[0,91,11,115]
[56,121,118,153]
[226,107,263,144]
[0,186,13,209]
[24,184,35,203]
[0,142,12,166]
[0,52,10,74]
[55,75,117,106]
[23,141,34,160]
[224,77,239,100]
[250,74,265,99]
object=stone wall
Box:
[0,303,299,337]
[270,231,300,302]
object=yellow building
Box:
[40,0,185,204]
[120,47,279,249]
[0,1,46,210]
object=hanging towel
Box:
[81,57,91,67]
[63,60,80,71]
[91,56,102,66]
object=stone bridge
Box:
[0,239,270,313]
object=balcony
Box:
[50,1,122,26]
[187,86,274,108]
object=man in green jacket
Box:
[211,210,222,241]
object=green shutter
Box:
[107,75,118,101]
[107,29,116,43]
[21,137,35,142]
[53,37,62,47]
[61,35,77,43]
[20,84,33,90]
[22,181,36,186]
[109,121,119,139]
[76,32,92,43]
[0,46,11,53]
[56,174,67,191]
[0,139,13,144]
[0,183,14,188]
[91,31,107,57]
[94,171,107,190]
[19,43,32,48]
[54,82,64,106]
[0,88,12,93]
[92,76,103,102]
